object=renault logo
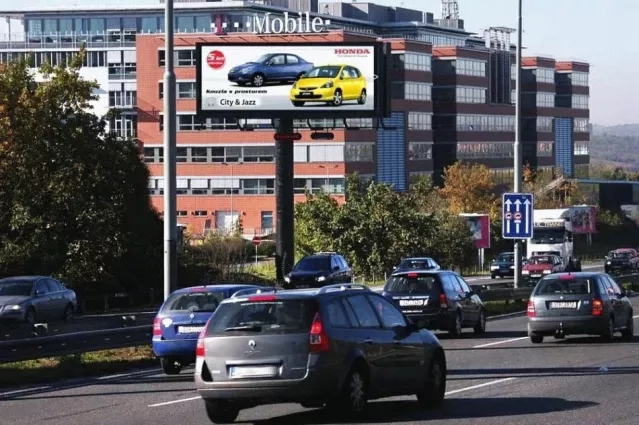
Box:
[189,313,195,320]
[248,340,256,349]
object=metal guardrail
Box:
[0,325,152,364]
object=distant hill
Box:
[590,123,639,170]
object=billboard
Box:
[196,42,389,119]
[460,214,491,249]
[570,206,597,234]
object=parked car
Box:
[284,252,353,289]
[604,248,639,275]
[522,254,566,282]
[290,64,367,107]
[0,276,77,324]
[393,257,441,273]
[194,283,447,423]
[227,53,313,87]
[152,284,263,375]
[527,272,634,343]
[381,270,486,337]
[490,252,527,279]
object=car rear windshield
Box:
[161,291,226,313]
[611,252,632,259]
[207,299,317,335]
[0,281,34,297]
[293,257,330,272]
[536,278,593,295]
[384,275,437,294]
[529,256,553,265]
[398,259,433,270]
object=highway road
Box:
[1,295,636,425]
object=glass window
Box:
[383,274,436,294]
[141,17,159,33]
[367,295,407,328]
[346,295,381,328]
[191,147,207,162]
[177,82,196,99]
[456,86,486,104]
[456,142,514,159]
[536,92,555,107]
[293,256,330,272]
[345,143,373,162]
[195,15,211,32]
[572,95,589,109]
[90,18,105,34]
[574,141,588,156]
[454,276,472,293]
[454,58,487,77]
[35,280,49,295]
[0,280,35,296]
[535,67,555,83]
[574,118,589,133]
[176,16,194,32]
[570,71,589,86]
[325,300,350,328]
[261,211,273,231]
[408,112,432,130]
[535,277,593,295]
[408,142,432,160]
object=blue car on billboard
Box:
[152,284,264,374]
[227,53,314,87]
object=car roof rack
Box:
[317,283,370,294]
[230,287,277,298]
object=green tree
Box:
[0,49,162,296]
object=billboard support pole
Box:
[163,0,177,301]
[275,117,295,284]
[513,0,523,289]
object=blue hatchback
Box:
[152,284,263,374]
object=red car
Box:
[522,255,565,282]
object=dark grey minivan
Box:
[194,284,447,423]
[527,272,634,343]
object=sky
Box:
[1,0,636,126]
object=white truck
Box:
[527,208,583,271]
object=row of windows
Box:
[534,67,555,83]
[148,177,346,195]
[454,58,487,77]
[432,86,487,104]
[574,141,589,155]
[538,141,554,157]
[0,51,106,67]
[572,95,589,110]
[408,112,433,130]
[159,49,196,67]
[457,142,513,159]
[392,52,432,72]
[574,118,590,133]
[391,82,432,101]
[456,115,516,132]
[408,142,433,160]
[109,90,136,108]
[159,81,197,99]
[570,71,589,86]
[534,92,555,108]
[525,117,554,132]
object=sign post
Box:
[252,235,262,269]
[502,193,534,288]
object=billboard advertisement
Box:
[570,205,597,234]
[460,214,491,249]
[196,42,389,118]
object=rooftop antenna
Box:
[441,0,459,20]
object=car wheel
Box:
[292,101,304,107]
[62,304,74,322]
[25,307,36,324]
[621,314,634,341]
[602,317,615,342]
[473,309,486,335]
[333,365,368,416]
[416,350,446,408]
[357,89,366,105]
[490,273,496,279]
[251,73,264,87]
[449,311,462,338]
[160,357,182,375]
[204,400,240,424]
[530,334,543,343]
[331,89,343,106]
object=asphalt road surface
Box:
[1,295,637,425]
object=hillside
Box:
[589,123,639,170]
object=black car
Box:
[381,270,486,337]
[284,252,352,289]
[490,252,527,279]
[194,284,447,423]
[393,257,441,272]
[527,272,634,343]
[604,249,639,275]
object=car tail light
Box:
[592,299,603,316]
[153,317,162,337]
[407,272,418,278]
[527,300,536,317]
[196,328,206,358]
[249,295,277,302]
[439,293,448,309]
[309,312,330,353]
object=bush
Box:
[257,241,276,257]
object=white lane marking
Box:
[0,386,51,397]
[473,337,529,348]
[148,396,202,407]
[445,377,516,396]
[634,315,639,319]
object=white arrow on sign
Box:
[514,199,522,234]
[504,199,512,234]
[514,199,522,212]
[524,198,532,235]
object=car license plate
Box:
[301,92,312,96]
[229,365,278,379]
[177,326,204,334]
[549,301,577,309]
[399,299,425,307]
[531,274,541,278]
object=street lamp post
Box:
[513,0,524,289]
[319,164,339,193]
[222,162,242,234]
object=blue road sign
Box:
[502,193,534,239]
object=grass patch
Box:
[0,345,157,388]
[250,261,277,282]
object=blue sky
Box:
[1,0,635,125]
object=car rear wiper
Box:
[224,324,263,332]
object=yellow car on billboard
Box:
[290,64,367,107]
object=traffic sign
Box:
[252,236,262,246]
[273,132,302,142]
[502,193,534,239]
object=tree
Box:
[440,161,499,221]
[0,49,162,296]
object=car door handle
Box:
[364,338,373,345]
